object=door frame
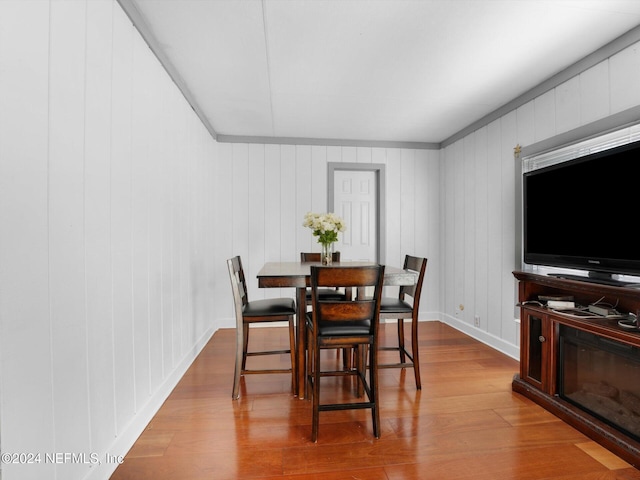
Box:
[327,162,386,264]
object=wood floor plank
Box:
[111,321,638,479]
[495,404,566,427]
[575,441,634,470]
[383,444,614,480]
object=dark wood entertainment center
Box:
[513,270,640,467]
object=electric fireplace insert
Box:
[559,324,640,442]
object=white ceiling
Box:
[123,0,640,146]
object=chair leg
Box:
[305,326,312,400]
[232,322,245,400]
[341,347,356,370]
[356,345,366,397]
[311,339,321,443]
[370,342,380,438]
[411,316,422,390]
[242,323,250,370]
[397,319,406,363]
[288,315,297,393]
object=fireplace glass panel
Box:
[559,325,640,441]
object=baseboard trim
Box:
[83,327,216,480]
[440,313,520,360]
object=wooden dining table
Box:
[257,261,418,398]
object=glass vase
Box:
[321,242,333,265]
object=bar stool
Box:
[227,256,296,399]
[300,251,345,307]
[378,255,427,389]
[306,264,385,442]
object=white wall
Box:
[3,1,640,479]
[0,3,440,479]
[0,2,218,479]
[211,143,442,325]
[440,37,640,358]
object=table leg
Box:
[296,286,307,398]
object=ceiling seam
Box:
[118,0,640,152]
[261,0,277,137]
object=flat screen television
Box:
[523,138,640,285]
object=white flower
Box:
[303,211,346,244]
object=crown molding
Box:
[216,134,439,150]
[116,0,219,141]
[442,24,640,148]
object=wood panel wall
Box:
[211,143,442,322]
[0,2,217,479]
[441,36,640,358]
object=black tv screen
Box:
[523,139,640,281]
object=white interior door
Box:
[334,170,377,261]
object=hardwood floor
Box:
[111,321,640,479]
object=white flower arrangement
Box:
[303,212,346,245]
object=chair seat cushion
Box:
[306,314,371,336]
[319,320,371,336]
[380,297,413,313]
[243,298,295,317]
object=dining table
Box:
[256,261,418,398]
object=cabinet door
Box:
[521,309,551,392]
